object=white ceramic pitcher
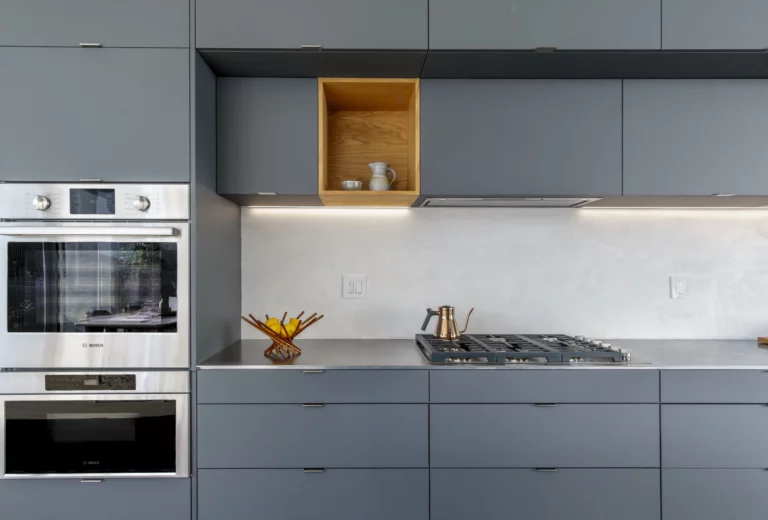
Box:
[368,162,396,191]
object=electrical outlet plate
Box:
[342,275,367,299]
[670,276,687,299]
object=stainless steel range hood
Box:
[420,197,601,208]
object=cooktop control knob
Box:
[133,196,150,212]
[32,195,51,211]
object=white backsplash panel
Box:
[242,207,768,339]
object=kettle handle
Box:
[421,308,438,332]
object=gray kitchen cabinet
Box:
[0,478,190,520]
[663,469,768,520]
[196,0,427,49]
[197,369,428,404]
[432,469,660,520]
[421,80,622,197]
[199,469,428,520]
[662,405,768,468]
[0,48,189,183]
[663,0,768,50]
[429,0,660,50]
[661,370,768,403]
[0,0,188,47]
[431,404,660,468]
[217,79,318,197]
[430,369,659,403]
[623,80,768,196]
[198,404,428,468]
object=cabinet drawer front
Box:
[197,0,427,50]
[0,0,189,47]
[0,478,190,520]
[662,370,768,403]
[0,48,189,183]
[430,369,659,403]
[199,469,428,520]
[431,404,659,467]
[662,405,768,468]
[623,80,768,196]
[663,0,768,50]
[663,469,768,520]
[198,404,428,468]
[432,469,659,520]
[421,80,623,197]
[429,0,660,50]
[198,369,428,403]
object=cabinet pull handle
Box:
[302,404,324,408]
[534,403,558,407]
[79,178,102,182]
[79,43,102,48]
[80,479,104,483]
[257,192,277,196]
[302,370,324,374]
[300,44,322,50]
[535,468,558,473]
[303,468,325,473]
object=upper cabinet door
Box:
[624,80,768,196]
[663,0,768,50]
[421,80,622,197]
[0,0,189,47]
[196,0,427,49]
[430,0,661,50]
[0,48,190,183]
[217,79,318,196]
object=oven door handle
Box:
[0,227,178,237]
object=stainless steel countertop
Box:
[198,338,768,370]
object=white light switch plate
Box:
[342,275,367,299]
[670,276,687,299]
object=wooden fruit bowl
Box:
[241,311,324,360]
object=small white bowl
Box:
[341,180,363,191]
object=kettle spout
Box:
[458,308,475,334]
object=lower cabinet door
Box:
[431,469,660,520]
[663,469,768,520]
[0,478,190,520]
[198,404,428,468]
[662,405,768,468]
[199,469,428,520]
[431,404,660,467]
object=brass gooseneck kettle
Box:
[421,306,474,340]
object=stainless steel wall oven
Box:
[0,184,189,369]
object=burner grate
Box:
[415,334,626,364]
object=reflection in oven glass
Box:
[5,400,176,474]
[7,242,177,333]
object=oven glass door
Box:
[8,242,178,333]
[4,399,176,475]
[0,223,189,368]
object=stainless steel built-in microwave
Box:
[0,372,189,479]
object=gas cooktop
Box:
[415,334,631,365]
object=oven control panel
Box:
[0,183,188,220]
[45,374,137,391]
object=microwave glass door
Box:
[7,242,178,334]
[4,399,176,475]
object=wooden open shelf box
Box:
[318,78,420,207]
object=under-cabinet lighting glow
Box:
[246,207,411,217]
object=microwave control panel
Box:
[0,183,189,220]
[45,374,137,391]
